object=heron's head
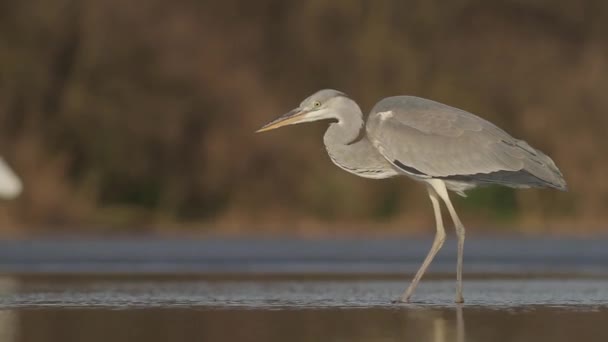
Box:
[256,89,349,133]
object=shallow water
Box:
[0,276,607,342]
[1,277,608,309]
[0,237,607,341]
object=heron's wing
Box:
[366,96,565,189]
[0,157,22,199]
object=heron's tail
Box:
[519,142,567,191]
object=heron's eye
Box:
[313,101,321,108]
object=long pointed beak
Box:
[256,108,307,133]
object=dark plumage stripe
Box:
[393,160,428,176]
[501,139,538,157]
[346,126,367,145]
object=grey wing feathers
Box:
[366,96,567,190]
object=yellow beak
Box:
[256,108,306,133]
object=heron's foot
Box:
[391,298,409,304]
[392,294,412,304]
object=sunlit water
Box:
[0,237,607,341]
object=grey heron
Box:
[257,89,566,303]
[0,157,22,199]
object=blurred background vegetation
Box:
[0,0,606,236]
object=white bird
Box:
[0,157,22,199]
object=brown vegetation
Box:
[0,0,606,235]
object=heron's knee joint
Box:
[436,232,446,243]
[456,224,466,234]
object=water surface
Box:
[0,237,606,341]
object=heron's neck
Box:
[322,99,395,178]
[323,99,365,146]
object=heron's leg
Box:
[400,186,446,302]
[429,179,466,303]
